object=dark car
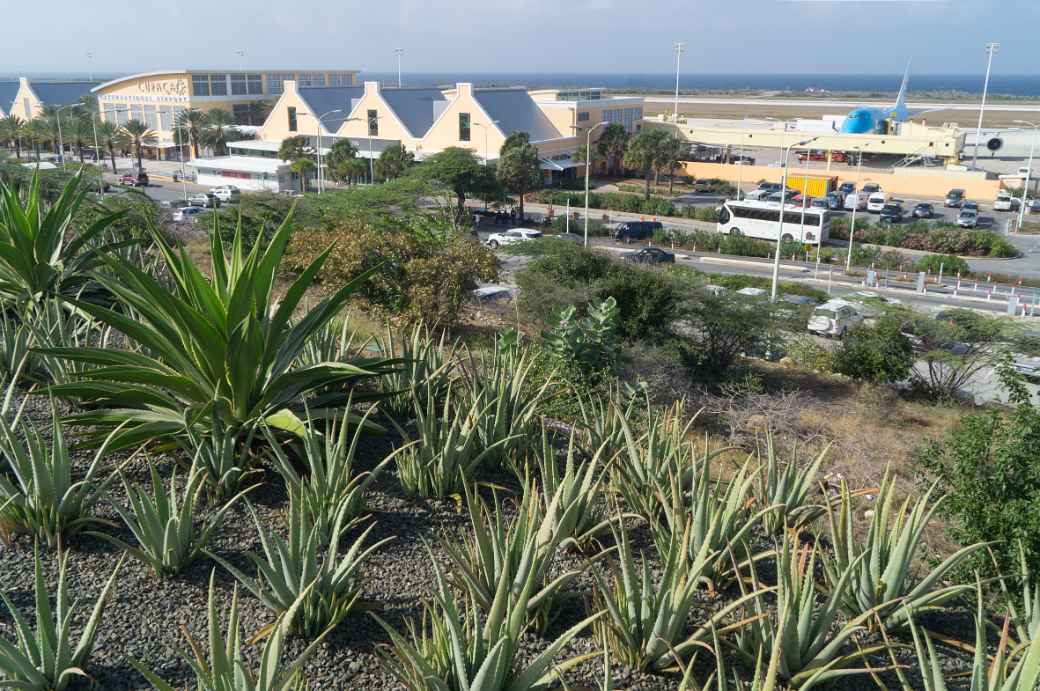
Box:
[945,188,965,207]
[810,198,830,210]
[623,247,675,264]
[838,181,856,196]
[963,201,979,213]
[612,221,663,243]
[119,172,148,187]
[879,203,904,224]
[912,202,934,219]
[861,183,881,195]
[826,192,844,210]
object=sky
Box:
[1,0,1037,76]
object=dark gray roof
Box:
[380,88,448,138]
[29,81,100,107]
[297,86,364,132]
[0,82,18,116]
[472,88,562,142]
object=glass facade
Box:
[328,73,353,87]
[267,72,294,95]
[459,113,471,142]
[230,73,263,96]
[602,107,643,133]
[298,72,326,88]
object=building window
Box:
[459,113,471,142]
[210,74,228,96]
[577,111,590,122]
[230,74,248,96]
[192,75,210,96]
[267,72,293,95]
[288,107,298,132]
[328,73,352,87]
[158,107,173,131]
[367,109,378,136]
[247,73,263,95]
[298,72,326,88]
[144,105,159,130]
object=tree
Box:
[497,131,542,222]
[656,135,686,195]
[324,139,359,185]
[23,119,51,162]
[414,147,483,227]
[69,112,94,163]
[95,120,121,173]
[0,115,24,161]
[243,101,272,126]
[830,317,915,384]
[117,120,157,170]
[375,143,414,182]
[909,308,1001,401]
[200,109,239,156]
[623,130,669,200]
[596,123,629,176]
[278,135,315,193]
[175,108,207,158]
[676,292,772,375]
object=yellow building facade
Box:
[8,78,100,120]
[94,69,358,159]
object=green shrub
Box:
[785,336,833,372]
[675,292,772,376]
[543,296,619,378]
[830,317,915,384]
[593,266,680,341]
[914,254,970,276]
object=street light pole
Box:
[583,121,608,248]
[395,48,404,88]
[673,42,685,122]
[55,105,69,170]
[972,42,1000,168]
[314,109,342,193]
[771,136,818,302]
[345,114,382,184]
[1014,120,1038,230]
[845,144,869,272]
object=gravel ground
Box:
[0,390,981,690]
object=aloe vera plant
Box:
[824,471,984,627]
[43,218,396,450]
[593,522,764,672]
[733,537,884,688]
[441,485,581,626]
[133,571,333,691]
[575,387,631,462]
[0,548,126,690]
[374,546,601,691]
[0,403,121,545]
[754,433,835,537]
[998,543,1040,646]
[534,425,612,551]
[101,460,252,576]
[376,321,456,419]
[265,403,390,543]
[210,501,391,636]
[182,417,258,501]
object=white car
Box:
[212,185,240,203]
[173,206,206,223]
[485,228,542,249]
[866,192,889,213]
[843,193,867,211]
[957,209,979,228]
[188,192,220,208]
[994,191,1019,212]
[807,299,863,337]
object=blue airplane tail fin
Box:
[891,60,911,121]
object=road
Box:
[638,95,1040,114]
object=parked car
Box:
[912,202,934,219]
[826,192,844,210]
[838,181,856,196]
[188,192,221,208]
[797,150,845,163]
[119,172,148,187]
[161,199,190,210]
[963,201,979,213]
[861,183,882,195]
[551,232,583,244]
[957,209,979,228]
[1031,198,1040,214]
[843,193,867,212]
[746,182,782,201]
[211,185,240,203]
[945,188,966,207]
[612,221,662,243]
[765,190,798,204]
[485,228,542,248]
[867,192,889,213]
[173,206,206,223]
[807,299,862,337]
[810,198,830,210]
[879,202,904,224]
[623,247,675,264]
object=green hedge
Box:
[828,217,1019,258]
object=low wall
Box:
[681,161,1002,200]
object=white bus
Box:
[716,200,831,245]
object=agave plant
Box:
[133,571,332,691]
[29,299,117,386]
[0,172,125,305]
[463,343,552,467]
[534,425,613,552]
[295,317,363,368]
[652,456,773,591]
[390,381,513,499]
[754,433,836,537]
[43,218,396,450]
[575,384,640,462]
[373,546,601,691]
[824,471,984,627]
[441,485,582,627]
[732,537,884,689]
[0,306,41,384]
[998,543,1040,646]
[376,321,456,420]
[210,501,391,637]
[100,460,253,576]
[0,548,126,691]
[593,523,763,672]
[264,403,390,543]
[0,403,122,545]
[611,400,699,523]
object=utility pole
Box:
[673,42,685,122]
[395,48,404,88]
[972,42,1000,168]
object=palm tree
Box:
[95,120,121,173]
[23,118,51,162]
[0,115,25,161]
[244,101,272,126]
[200,109,237,156]
[69,111,95,163]
[278,135,315,192]
[655,135,686,195]
[118,119,157,170]
[596,123,629,177]
[175,108,206,158]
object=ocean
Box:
[6,72,1039,97]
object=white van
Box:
[843,193,867,211]
[994,190,1019,212]
[808,299,862,337]
[867,192,889,213]
[212,185,240,203]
